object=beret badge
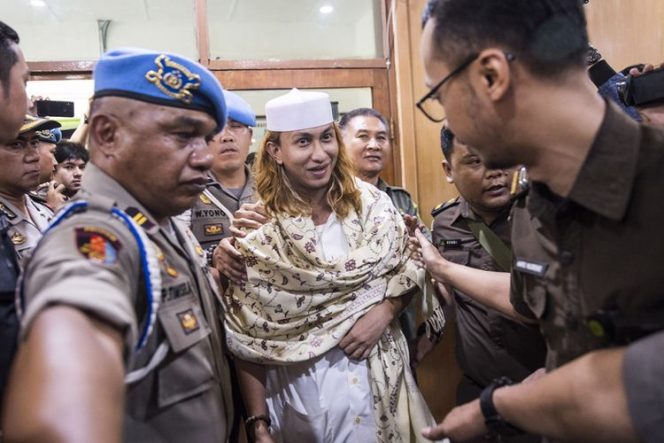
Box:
[145,54,201,104]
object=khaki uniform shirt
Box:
[510,102,664,369]
[432,197,545,388]
[0,194,53,268]
[20,164,233,442]
[189,167,256,250]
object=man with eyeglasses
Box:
[187,90,258,267]
[414,0,664,442]
[0,116,60,268]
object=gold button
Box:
[354,417,361,425]
[351,377,359,384]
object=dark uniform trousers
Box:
[432,197,546,443]
[510,101,664,370]
[20,165,234,442]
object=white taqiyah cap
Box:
[265,88,334,132]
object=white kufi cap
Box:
[265,88,333,132]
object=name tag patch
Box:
[514,258,548,277]
[440,238,463,249]
[204,223,223,236]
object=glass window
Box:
[233,88,373,152]
[208,0,384,60]
[8,0,197,62]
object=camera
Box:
[618,67,664,107]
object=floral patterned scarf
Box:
[224,179,441,442]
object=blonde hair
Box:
[254,123,362,219]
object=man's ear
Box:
[266,141,283,165]
[442,159,454,184]
[475,49,512,102]
[88,114,120,157]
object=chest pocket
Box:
[443,249,470,266]
[156,293,215,409]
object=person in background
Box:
[53,140,89,199]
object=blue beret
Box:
[93,48,227,129]
[223,90,256,127]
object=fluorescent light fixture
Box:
[319,4,334,14]
[31,0,47,6]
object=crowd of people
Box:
[0,0,663,442]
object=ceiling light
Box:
[319,5,334,14]
[31,0,47,6]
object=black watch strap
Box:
[480,377,524,438]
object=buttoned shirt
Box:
[432,197,545,388]
[20,164,233,442]
[510,101,664,369]
[0,194,53,268]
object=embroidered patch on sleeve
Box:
[75,226,122,265]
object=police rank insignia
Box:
[145,55,201,104]
[10,232,25,245]
[177,308,200,334]
[75,227,121,265]
[199,193,212,205]
[204,223,223,236]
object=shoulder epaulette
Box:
[0,202,16,220]
[510,167,530,200]
[431,196,460,217]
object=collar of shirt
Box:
[0,194,52,230]
[452,196,510,229]
[80,163,160,236]
[564,100,639,221]
[207,165,254,202]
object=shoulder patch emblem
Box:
[76,226,121,265]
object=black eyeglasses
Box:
[417,52,515,123]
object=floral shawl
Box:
[224,179,441,442]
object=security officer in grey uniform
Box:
[3,48,235,442]
[428,125,545,442]
[339,107,430,352]
[0,116,60,268]
[188,90,257,258]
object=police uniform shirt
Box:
[0,194,53,268]
[432,197,546,389]
[189,166,256,250]
[624,331,664,443]
[20,164,232,442]
[510,101,664,370]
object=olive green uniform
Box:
[510,102,664,370]
[20,164,234,442]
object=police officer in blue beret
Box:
[4,48,236,442]
[184,90,258,262]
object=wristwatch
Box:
[479,377,524,438]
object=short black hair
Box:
[425,0,588,78]
[338,108,388,133]
[0,21,20,99]
[55,141,89,164]
[440,124,455,162]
